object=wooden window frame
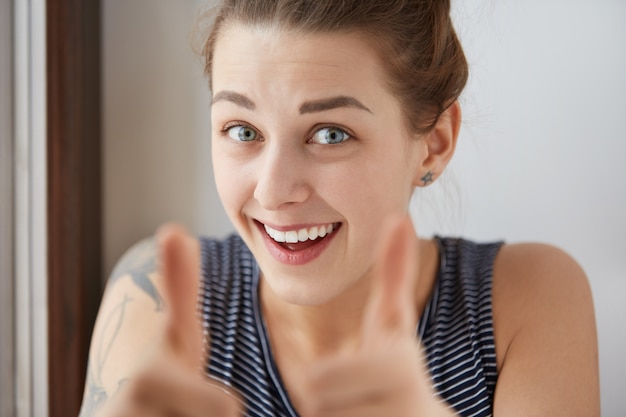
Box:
[3,1,102,415]
[47,0,102,415]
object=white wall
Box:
[103,1,626,415]
[447,2,626,415]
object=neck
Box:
[259,272,370,360]
[258,238,440,362]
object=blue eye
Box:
[226,125,258,142]
[311,127,350,145]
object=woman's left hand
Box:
[300,216,456,417]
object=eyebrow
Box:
[212,91,256,110]
[299,96,372,114]
[211,91,372,114]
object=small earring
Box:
[421,171,434,186]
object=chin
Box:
[260,270,343,307]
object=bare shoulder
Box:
[491,242,600,416]
[110,237,159,283]
[106,233,202,299]
[492,242,595,358]
[79,238,161,416]
[106,237,164,310]
[492,242,592,308]
[79,235,201,417]
[492,242,594,339]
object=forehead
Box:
[211,24,394,108]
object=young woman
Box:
[80,1,600,416]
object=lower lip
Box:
[256,222,340,266]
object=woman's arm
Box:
[492,243,600,416]
[78,227,240,417]
[79,237,167,415]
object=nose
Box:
[253,142,311,210]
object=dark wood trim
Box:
[47,0,102,416]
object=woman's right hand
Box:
[79,225,241,417]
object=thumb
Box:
[361,215,419,346]
[156,223,204,370]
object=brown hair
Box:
[199,0,468,134]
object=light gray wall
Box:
[444,3,626,415]
[0,0,14,414]
[103,0,232,276]
[103,1,626,415]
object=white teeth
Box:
[321,224,334,236]
[285,231,298,243]
[264,224,286,242]
[275,230,286,242]
[263,223,338,243]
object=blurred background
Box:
[102,1,626,415]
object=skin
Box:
[211,27,426,307]
[79,25,600,417]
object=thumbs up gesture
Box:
[299,216,456,417]
[90,225,241,417]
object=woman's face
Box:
[211,25,426,306]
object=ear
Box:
[412,101,462,187]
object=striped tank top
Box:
[199,234,504,417]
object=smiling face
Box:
[211,25,427,306]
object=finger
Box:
[129,360,242,417]
[361,215,419,345]
[304,350,416,412]
[305,401,401,417]
[307,397,455,417]
[101,402,153,417]
[156,224,204,369]
[303,349,444,417]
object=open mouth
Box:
[259,221,342,251]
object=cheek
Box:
[315,160,412,229]
[323,155,413,214]
[212,150,247,217]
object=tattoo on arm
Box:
[79,296,131,417]
[80,237,176,415]
[110,238,163,311]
